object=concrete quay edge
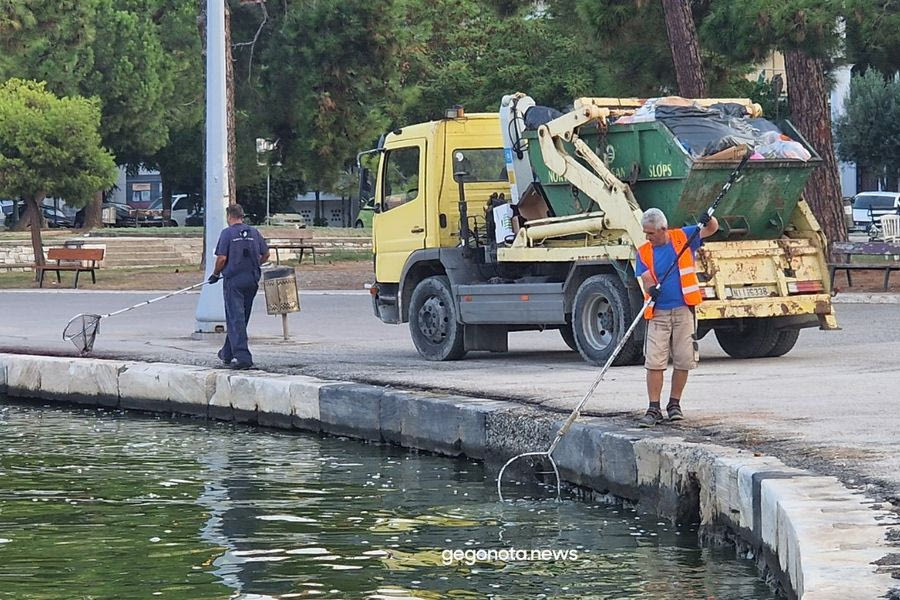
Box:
[0,353,896,600]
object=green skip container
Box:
[524,119,821,240]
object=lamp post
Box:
[256,137,278,226]
[194,0,229,334]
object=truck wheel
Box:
[572,274,642,366]
[408,276,466,361]
[559,323,577,351]
[714,318,780,358]
[765,329,800,357]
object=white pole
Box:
[266,165,271,226]
[195,0,228,333]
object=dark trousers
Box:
[220,277,258,365]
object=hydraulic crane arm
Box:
[535,104,646,246]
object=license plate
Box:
[729,286,771,299]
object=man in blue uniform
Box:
[208,204,269,369]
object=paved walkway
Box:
[1,289,898,505]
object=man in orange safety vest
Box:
[635,207,718,427]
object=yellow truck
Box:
[358,95,838,365]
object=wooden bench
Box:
[36,247,104,288]
[829,241,900,291]
[267,238,316,265]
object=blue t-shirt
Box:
[214,223,268,281]
[635,225,703,310]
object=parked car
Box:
[42,206,73,228]
[148,194,201,226]
[101,202,163,227]
[354,199,375,228]
[2,202,73,228]
[851,192,900,234]
[185,206,204,227]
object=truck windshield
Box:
[453,148,506,182]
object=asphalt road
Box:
[1,288,898,502]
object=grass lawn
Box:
[0,264,204,290]
[0,252,373,290]
[0,225,371,241]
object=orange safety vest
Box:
[638,228,702,320]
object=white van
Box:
[149,194,198,227]
[851,192,900,232]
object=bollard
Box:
[262,267,300,340]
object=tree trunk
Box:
[11,197,47,232]
[314,190,322,226]
[225,2,237,204]
[25,195,46,269]
[83,192,104,229]
[660,0,707,98]
[161,179,172,224]
[784,50,847,251]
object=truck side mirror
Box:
[358,167,372,200]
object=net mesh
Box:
[63,314,101,354]
[497,453,561,502]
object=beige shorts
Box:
[644,306,699,371]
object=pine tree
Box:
[702,0,848,247]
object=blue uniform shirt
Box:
[214,223,268,282]
[635,225,703,310]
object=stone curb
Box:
[831,292,900,304]
[0,353,896,599]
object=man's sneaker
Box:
[231,362,254,371]
[667,403,684,421]
[637,407,664,428]
[217,350,233,366]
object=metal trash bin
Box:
[262,267,300,339]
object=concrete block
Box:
[455,399,510,460]
[709,454,758,529]
[289,376,331,431]
[208,372,235,421]
[119,363,169,412]
[760,477,783,556]
[68,359,121,407]
[0,357,7,394]
[225,375,259,424]
[378,389,408,445]
[168,368,215,417]
[633,437,669,486]
[30,357,120,407]
[735,458,793,534]
[35,357,75,399]
[553,423,603,489]
[400,395,466,456]
[599,432,638,494]
[319,384,381,441]
[254,377,294,430]
[5,354,50,396]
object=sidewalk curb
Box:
[0,353,897,599]
[832,292,900,304]
[0,288,368,296]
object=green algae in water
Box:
[0,402,778,599]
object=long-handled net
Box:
[63,281,207,354]
[497,151,752,502]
